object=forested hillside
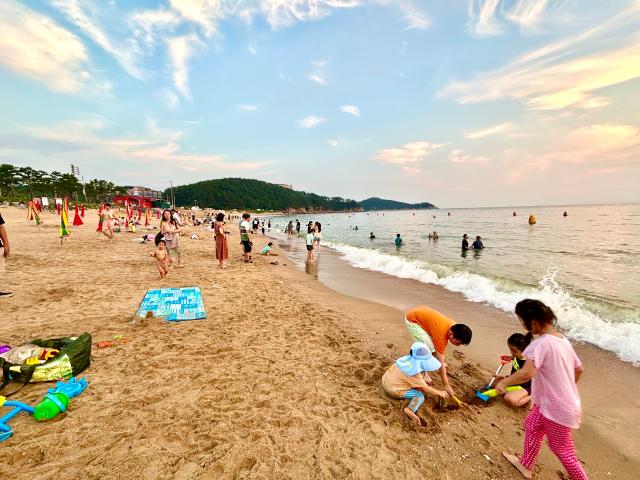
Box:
[169,178,359,211]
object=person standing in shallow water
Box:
[472,236,484,250]
[213,212,229,269]
[462,234,470,251]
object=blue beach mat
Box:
[135,287,206,322]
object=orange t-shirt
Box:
[405,306,455,354]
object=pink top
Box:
[524,334,583,429]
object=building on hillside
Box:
[113,186,169,209]
[276,184,293,190]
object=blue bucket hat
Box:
[395,342,441,376]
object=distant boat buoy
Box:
[563,211,568,217]
[528,214,537,225]
[448,212,451,216]
[513,211,517,217]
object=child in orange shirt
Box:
[382,342,449,426]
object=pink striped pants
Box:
[520,405,588,480]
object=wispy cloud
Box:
[299,115,326,128]
[307,59,329,85]
[258,0,360,29]
[505,122,640,179]
[374,141,442,173]
[328,139,340,147]
[464,122,513,139]
[467,0,571,37]
[441,4,640,110]
[307,73,328,86]
[449,149,490,163]
[50,0,144,79]
[397,0,430,30]
[340,105,361,116]
[0,2,107,94]
[169,0,224,37]
[20,118,268,172]
[167,33,204,98]
[237,104,258,111]
[247,42,257,55]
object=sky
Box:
[0,0,639,208]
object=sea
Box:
[263,204,640,364]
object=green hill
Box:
[359,197,436,211]
[168,178,359,211]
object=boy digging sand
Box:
[382,342,449,426]
[150,236,172,279]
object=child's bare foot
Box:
[502,452,532,479]
[403,407,422,426]
[423,373,433,385]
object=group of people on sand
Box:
[284,219,322,263]
[383,300,587,479]
[150,210,278,277]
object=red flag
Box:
[73,204,84,226]
[137,208,142,221]
[145,208,150,226]
[57,203,61,215]
[81,204,85,217]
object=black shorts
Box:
[242,241,252,253]
[306,245,313,251]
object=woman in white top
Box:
[313,222,322,252]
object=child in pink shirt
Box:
[496,299,587,480]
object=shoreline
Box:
[272,231,640,472]
[1,206,637,479]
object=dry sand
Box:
[0,206,638,479]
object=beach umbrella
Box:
[73,204,84,226]
[138,208,142,221]
[57,203,61,215]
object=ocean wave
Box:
[324,241,640,364]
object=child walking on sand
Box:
[382,342,449,426]
[496,299,587,479]
[150,235,172,279]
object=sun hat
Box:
[395,342,441,376]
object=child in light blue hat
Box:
[382,342,449,426]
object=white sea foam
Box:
[324,241,640,364]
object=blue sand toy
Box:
[48,376,89,399]
[34,377,89,421]
[0,396,35,442]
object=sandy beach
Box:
[1,206,638,480]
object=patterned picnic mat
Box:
[135,287,206,321]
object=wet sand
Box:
[0,206,638,479]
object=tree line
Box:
[0,164,129,204]
[169,178,360,211]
